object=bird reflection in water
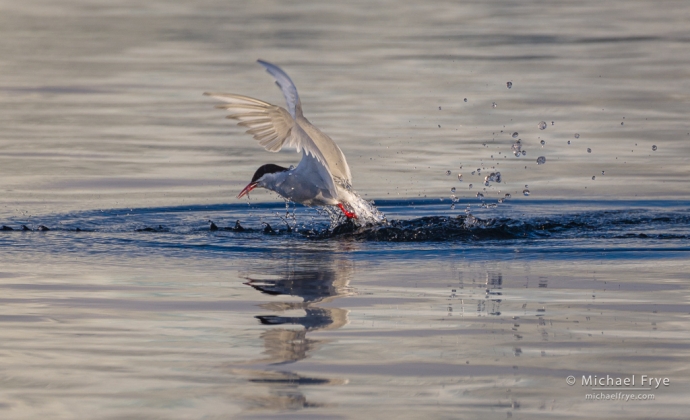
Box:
[484,272,503,316]
[450,271,504,317]
[240,251,353,411]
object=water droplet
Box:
[468,184,473,189]
[523,189,530,196]
[464,98,468,102]
[540,140,545,146]
[482,172,502,186]
[536,156,546,165]
[538,121,547,130]
[446,170,451,176]
[587,148,592,153]
[492,102,497,108]
[652,145,657,151]
[457,174,463,181]
[506,81,512,89]
[512,132,518,138]
[574,133,580,139]
[511,140,522,157]
[451,187,456,193]
[567,140,571,145]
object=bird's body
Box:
[205,60,358,219]
[261,155,338,206]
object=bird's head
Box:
[237,164,290,199]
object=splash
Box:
[342,192,386,226]
[311,189,385,229]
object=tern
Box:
[205,60,358,219]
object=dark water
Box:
[3,199,689,249]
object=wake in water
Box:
[2,202,688,244]
[324,211,690,241]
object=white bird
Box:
[205,60,358,219]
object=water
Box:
[1,0,690,418]
[2,200,690,418]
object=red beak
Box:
[237,182,258,199]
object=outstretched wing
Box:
[204,92,332,174]
[256,60,352,184]
[203,93,295,152]
[257,59,301,119]
[205,60,353,185]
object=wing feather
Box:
[246,126,275,136]
[237,118,272,127]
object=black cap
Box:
[251,164,289,183]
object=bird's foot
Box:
[338,203,357,219]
